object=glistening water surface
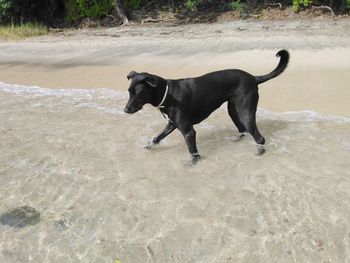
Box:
[0,82,349,263]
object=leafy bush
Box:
[292,0,314,12]
[185,0,201,11]
[0,0,66,25]
[228,0,244,12]
[66,0,115,23]
[0,0,12,23]
[0,0,13,23]
[184,0,245,11]
[124,0,142,10]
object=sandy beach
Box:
[0,18,350,263]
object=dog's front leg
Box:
[178,125,200,165]
[145,122,176,150]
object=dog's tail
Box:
[255,50,289,85]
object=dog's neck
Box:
[157,83,169,108]
[153,79,169,108]
[155,80,173,123]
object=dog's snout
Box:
[124,107,132,114]
[124,103,142,114]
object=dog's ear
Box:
[128,71,157,87]
[127,71,137,80]
[143,75,157,88]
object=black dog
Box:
[124,50,289,164]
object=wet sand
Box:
[0,19,350,263]
[0,81,349,263]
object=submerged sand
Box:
[0,18,350,263]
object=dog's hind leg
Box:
[251,127,266,156]
[241,115,266,156]
[227,102,246,141]
[235,92,266,156]
[145,122,176,150]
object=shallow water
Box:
[0,81,349,263]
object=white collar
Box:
[157,84,168,108]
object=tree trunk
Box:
[115,0,129,25]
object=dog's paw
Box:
[191,154,201,165]
[144,142,154,150]
[184,154,201,168]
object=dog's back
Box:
[176,69,256,123]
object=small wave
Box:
[0,81,129,115]
[0,81,127,100]
[1,81,349,123]
[257,108,350,124]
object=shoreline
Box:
[1,79,349,123]
[0,19,349,116]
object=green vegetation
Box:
[124,0,142,10]
[185,0,201,11]
[292,0,314,12]
[0,0,349,28]
[185,0,245,12]
[0,0,12,23]
[66,0,115,23]
[0,22,48,39]
[228,0,245,13]
[292,0,349,12]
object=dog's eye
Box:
[135,85,145,95]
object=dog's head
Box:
[124,71,159,114]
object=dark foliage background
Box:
[0,0,348,26]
